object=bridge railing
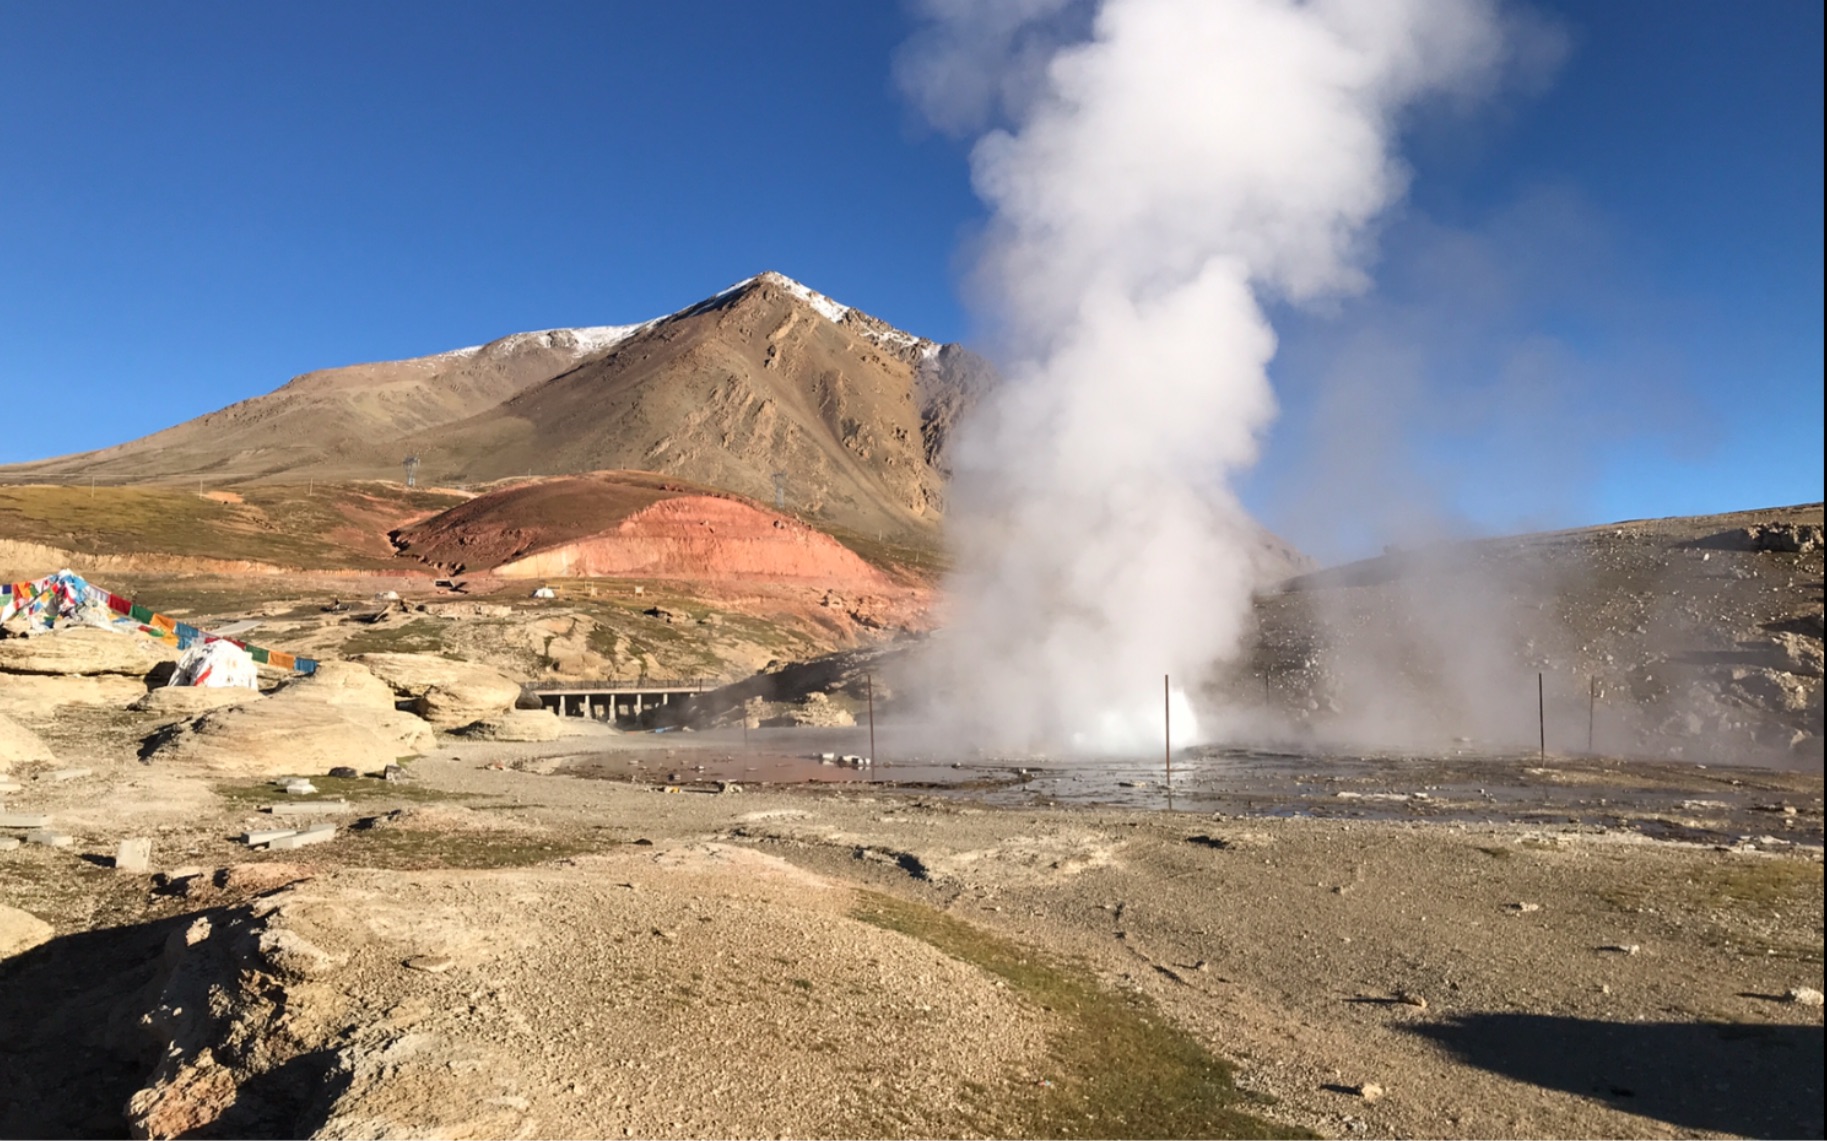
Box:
[523,677,726,693]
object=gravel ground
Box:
[2,737,1821,1139]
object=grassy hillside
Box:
[0,482,467,570]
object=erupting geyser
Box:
[901,0,1511,752]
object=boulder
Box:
[0,626,176,676]
[145,699,434,777]
[352,653,522,728]
[0,903,54,959]
[456,709,584,742]
[0,711,55,771]
[131,687,266,717]
[270,660,399,712]
[787,692,855,728]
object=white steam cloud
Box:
[902,0,1511,752]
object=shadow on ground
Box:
[1409,1012,1824,1139]
[0,914,181,1137]
[0,910,348,1139]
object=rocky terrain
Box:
[0,714,1820,1140]
[0,490,1822,1139]
[1241,504,1825,768]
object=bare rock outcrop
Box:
[146,700,434,777]
[146,660,432,776]
[0,903,54,959]
[272,659,400,712]
[0,672,148,719]
[352,652,522,728]
[0,711,55,771]
[130,686,265,717]
[455,709,583,742]
[782,691,855,728]
[0,626,175,676]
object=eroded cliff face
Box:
[494,497,890,586]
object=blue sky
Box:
[1,1,1820,554]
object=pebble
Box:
[1354,1083,1385,1102]
[1600,944,1641,955]
[1786,987,1824,1007]
[1395,991,1428,1009]
[1506,902,1541,913]
[328,766,359,778]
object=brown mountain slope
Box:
[397,274,947,542]
[1,273,957,545]
[4,326,649,483]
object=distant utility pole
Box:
[866,672,877,779]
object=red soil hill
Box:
[391,471,890,589]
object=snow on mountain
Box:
[437,322,655,361]
[393,271,931,369]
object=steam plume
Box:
[902,0,1509,751]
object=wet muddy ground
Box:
[535,726,1824,852]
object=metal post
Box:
[1538,672,1546,760]
[866,672,877,782]
[1588,675,1596,754]
[1164,674,1172,794]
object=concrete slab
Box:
[268,824,336,850]
[244,828,300,847]
[0,837,20,851]
[115,837,152,873]
[45,767,94,782]
[266,800,351,817]
[0,813,53,829]
[26,831,73,848]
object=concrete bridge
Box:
[525,679,720,725]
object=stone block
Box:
[268,823,336,850]
[267,800,351,817]
[244,828,300,847]
[0,837,20,851]
[26,830,72,847]
[115,837,153,872]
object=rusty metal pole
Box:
[1538,672,1546,760]
[867,672,877,782]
